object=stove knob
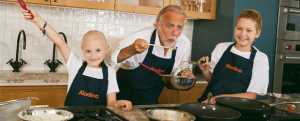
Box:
[288,45,292,50]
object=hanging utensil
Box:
[149,44,176,50]
[138,62,163,75]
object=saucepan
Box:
[215,97,271,117]
[144,108,196,121]
[18,108,74,121]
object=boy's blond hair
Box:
[235,9,262,31]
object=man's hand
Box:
[117,39,149,63]
[131,39,149,54]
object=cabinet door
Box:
[115,0,170,15]
[65,0,114,10]
[51,0,66,6]
[27,0,50,5]
[0,86,67,107]
[158,87,180,104]
[170,0,216,20]
[179,83,208,103]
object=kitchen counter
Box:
[0,70,207,86]
[0,70,68,86]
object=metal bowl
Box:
[0,97,38,121]
[160,75,198,91]
[18,108,74,121]
[144,108,196,121]
[267,93,291,104]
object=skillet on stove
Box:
[179,103,241,121]
[215,97,271,117]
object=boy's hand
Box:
[198,56,210,72]
[115,100,132,111]
[18,5,41,23]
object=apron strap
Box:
[249,47,257,61]
[78,61,87,75]
[101,62,108,81]
[146,29,157,55]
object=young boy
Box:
[198,9,269,104]
[19,6,132,110]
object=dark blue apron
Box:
[117,29,177,105]
[198,43,257,102]
[64,61,108,106]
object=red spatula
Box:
[138,62,163,75]
[18,0,34,20]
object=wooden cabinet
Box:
[27,0,50,5]
[0,86,67,107]
[3,0,217,20]
[50,0,66,6]
[158,83,208,104]
[170,0,217,20]
[65,0,114,10]
[115,0,169,15]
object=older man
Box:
[106,5,194,105]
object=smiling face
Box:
[156,11,185,48]
[81,31,109,68]
[234,18,261,52]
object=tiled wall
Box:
[0,2,194,71]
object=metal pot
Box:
[0,97,38,121]
[267,93,291,104]
[160,75,198,91]
[144,108,196,121]
[18,108,74,121]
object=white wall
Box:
[0,2,194,71]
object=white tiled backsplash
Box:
[0,2,194,71]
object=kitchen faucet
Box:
[44,32,67,72]
[6,30,27,72]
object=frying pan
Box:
[179,103,241,121]
[215,97,271,117]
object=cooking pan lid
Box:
[216,97,271,110]
[179,103,241,119]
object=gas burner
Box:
[56,105,128,121]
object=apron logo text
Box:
[78,90,98,99]
[151,67,165,73]
[225,64,242,73]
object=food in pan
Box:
[287,104,296,111]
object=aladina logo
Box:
[225,64,242,73]
[78,90,98,98]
